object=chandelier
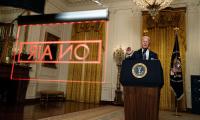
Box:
[133,0,173,18]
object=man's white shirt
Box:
[142,48,149,60]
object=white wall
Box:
[185,2,200,108]
[0,7,24,23]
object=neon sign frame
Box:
[11,22,108,83]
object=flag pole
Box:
[175,98,181,117]
[173,27,181,117]
[175,99,178,115]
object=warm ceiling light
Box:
[133,0,173,18]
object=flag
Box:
[170,33,184,101]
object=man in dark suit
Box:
[130,36,158,60]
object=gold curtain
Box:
[142,8,186,110]
[66,22,106,104]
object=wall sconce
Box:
[113,47,125,105]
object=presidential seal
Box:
[132,63,147,79]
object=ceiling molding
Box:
[0,7,24,14]
[47,0,70,12]
[63,0,130,7]
[171,0,199,6]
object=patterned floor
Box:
[39,106,200,120]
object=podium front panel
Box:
[120,60,163,87]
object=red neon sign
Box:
[10,21,108,83]
[17,40,102,64]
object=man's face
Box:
[142,36,150,49]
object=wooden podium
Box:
[120,60,163,120]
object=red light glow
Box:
[17,40,102,64]
[10,21,108,83]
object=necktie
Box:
[142,49,147,60]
